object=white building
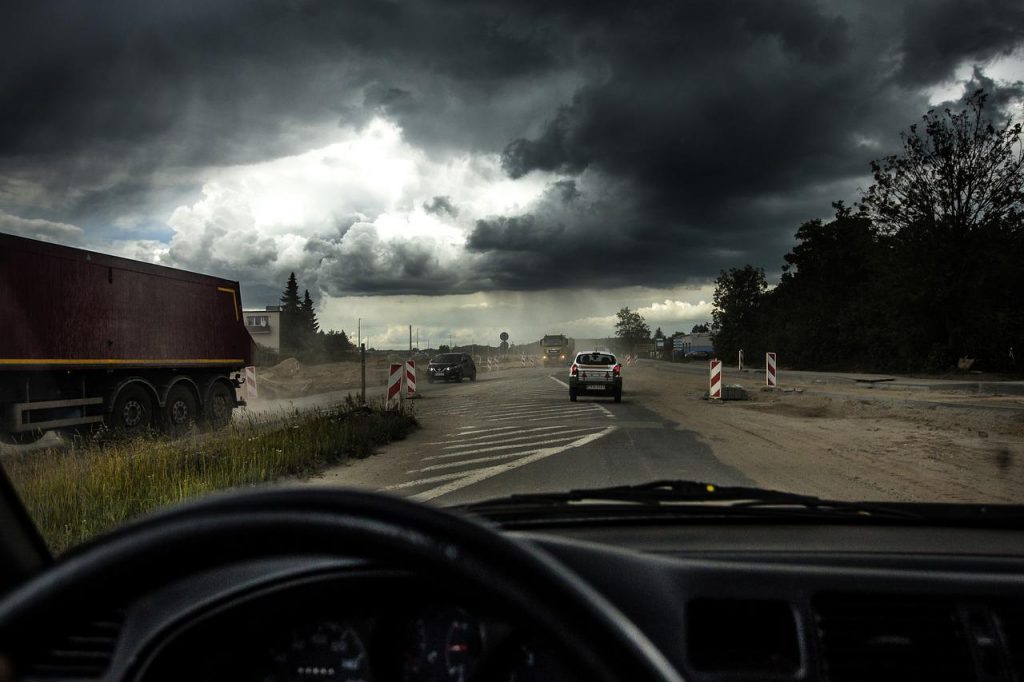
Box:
[243,306,282,352]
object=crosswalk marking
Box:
[408,426,617,502]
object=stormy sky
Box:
[2,0,1023,348]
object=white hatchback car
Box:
[568,351,622,402]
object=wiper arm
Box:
[456,480,927,520]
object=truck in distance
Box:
[0,233,255,443]
[540,334,575,364]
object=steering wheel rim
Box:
[0,487,684,682]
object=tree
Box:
[861,90,1024,238]
[860,90,1024,368]
[711,265,767,358]
[437,344,451,353]
[279,272,302,353]
[690,323,710,334]
[614,307,651,351]
[653,327,664,339]
[299,289,319,352]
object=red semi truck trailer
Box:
[0,233,255,443]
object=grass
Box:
[2,396,418,554]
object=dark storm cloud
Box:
[2,0,1023,294]
[423,196,459,217]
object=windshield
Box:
[2,1,1023,554]
[432,354,462,364]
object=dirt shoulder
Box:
[623,362,1024,503]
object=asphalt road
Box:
[317,366,755,505]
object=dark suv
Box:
[427,353,477,383]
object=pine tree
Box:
[301,289,319,335]
[279,272,301,353]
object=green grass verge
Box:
[3,397,417,554]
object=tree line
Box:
[712,91,1023,373]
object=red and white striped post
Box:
[766,352,777,388]
[405,360,417,398]
[709,359,722,400]
[244,365,257,400]
[386,363,403,408]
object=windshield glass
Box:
[2,1,1023,554]
[433,354,462,364]
[577,354,616,366]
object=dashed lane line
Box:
[405,426,618,502]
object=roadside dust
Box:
[624,363,1024,503]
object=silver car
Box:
[568,351,622,402]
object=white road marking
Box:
[423,424,570,446]
[433,426,604,455]
[408,426,618,502]
[454,425,519,436]
[383,471,467,491]
[410,433,591,467]
[520,409,606,423]
[596,404,616,418]
[486,405,605,422]
[549,376,570,388]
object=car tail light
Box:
[570,364,578,376]
[613,364,621,375]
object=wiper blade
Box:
[455,480,927,520]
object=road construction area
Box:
[308,360,1024,505]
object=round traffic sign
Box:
[499,331,509,341]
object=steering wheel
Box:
[0,487,684,682]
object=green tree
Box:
[614,307,651,351]
[690,323,710,334]
[860,90,1024,368]
[437,344,451,354]
[711,265,767,359]
[279,272,302,354]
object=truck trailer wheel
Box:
[110,385,153,436]
[204,381,234,430]
[162,384,197,436]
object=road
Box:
[312,359,1024,505]
[309,366,754,505]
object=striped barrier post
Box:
[404,360,417,398]
[709,359,722,400]
[386,363,403,408]
[738,350,744,372]
[244,365,257,400]
[766,352,777,388]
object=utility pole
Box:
[360,342,366,405]
[357,318,361,350]
[409,324,413,358]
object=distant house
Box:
[243,305,282,352]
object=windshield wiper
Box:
[454,480,933,521]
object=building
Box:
[672,333,714,356]
[243,305,282,352]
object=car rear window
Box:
[577,353,616,365]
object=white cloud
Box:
[152,116,557,295]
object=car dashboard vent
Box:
[21,609,125,680]
[814,596,974,682]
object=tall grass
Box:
[3,397,417,554]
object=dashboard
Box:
[19,521,1024,682]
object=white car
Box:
[568,351,622,402]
